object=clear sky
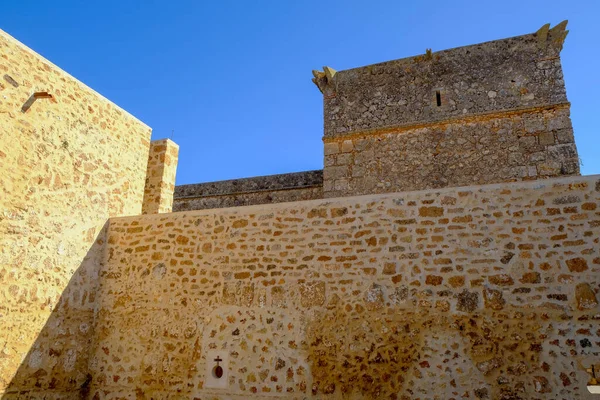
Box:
[2,0,599,184]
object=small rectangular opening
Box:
[436,91,441,107]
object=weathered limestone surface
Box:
[174,170,323,211]
[143,139,179,214]
[322,24,568,138]
[93,175,600,399]
[324,106,579,197]
[0,29,152,398]
[319,22,579,198]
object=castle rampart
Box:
[95,174,600,399]
[1,21,598,400]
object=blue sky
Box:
[2,0,599,184]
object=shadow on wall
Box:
[2,224,108,400]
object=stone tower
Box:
[316,21,579,198]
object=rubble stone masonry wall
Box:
[324,106,579,197]
[0,29,152,397]
[174,170,323,211]
[321,26,580,197]
[93,174,599,399]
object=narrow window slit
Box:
[436,91,442,107]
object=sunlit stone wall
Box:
[92,175,599,399]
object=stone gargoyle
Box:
[312,66,337,98]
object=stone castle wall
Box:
[2,21,597,400]
[91,175,599,399]
[318,23,580,198]
[0,29,152,397]
[174,170,323,211]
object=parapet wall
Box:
[0,29,152,397]
[91,174,600,399]
[173,170,323,211]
